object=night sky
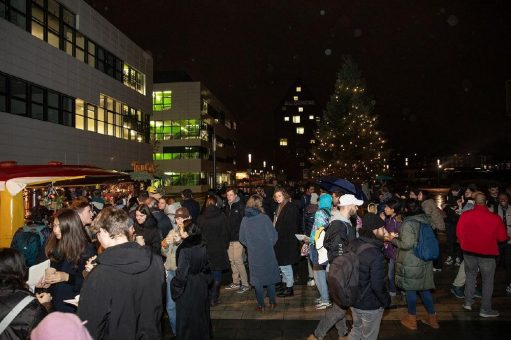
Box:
[87,0,511,168]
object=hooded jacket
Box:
[197,206,230,271]
[78,242,165,340]
[225,196,245,242]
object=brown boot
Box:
[400,314,417,330]
[421,313,440,329]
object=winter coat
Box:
[78,242,165,340]
[225,197,245,242]
[391,214,435,291]
[421,199,445,231]
[457,205,509,256]
[134,216,163,255]
[181,198,201,224]
[151,208,173,239]
[239,208,281,286]
[351,237,391,311]
[45,243,96,313]
[324,210,357,263]
[197,206,230,271]
[273,202,301,266]
[171,234,212,340]
[383,215,401,260]
[303,204,318,236]
[0,289,47,340]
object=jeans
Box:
[166,270,177,334]
[453,261,466,287]
[313,303,348,339]
[279,265,294,288]
[464,253,496,311]
[212,270,222,283]
[313,268,330,303]
[228,241,248,286]
[388,259,396,294]
[254,284,276,307]
[348,307,384,340]
[445,222,461,258]
[405,290,435,315]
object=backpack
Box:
[327,242,374,308]
[314,228,328,265]
[10,224,50,267]
[413,222,439,261]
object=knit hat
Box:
[361,213,385,231]
[310,193,319,205]
[31,312,93,340]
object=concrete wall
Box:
[0,113,152,170]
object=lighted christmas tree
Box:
[311,57,388,181]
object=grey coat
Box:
[239,209,281,287]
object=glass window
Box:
[31,86,44,103]
[309,115,314,120]
[284,116,289,121]
[47,107,58,123]
[47,0,59,16]
[298,107,303,112]
[48,14,59,32]
[152,90,172,111]
[62,8,74,27]
[11,98,26,115]
[47,91,58,108]
[296,127,305,134]
[31,103,43,120]
[75,114,84,129]
[48,31,59,48]
[292,115,300,123]
[296,86,302,92]
[310,139,316,144]
[293,96,298,101]
[279,138,288,146]
[31,21,43,40]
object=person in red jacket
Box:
[456,193,509,318]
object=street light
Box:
[248,154,252,189]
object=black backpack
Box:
[327,242,374,308]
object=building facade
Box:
[0,0,153,170]
[151,78,237,193]
[274,79,322,181]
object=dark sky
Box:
[87,0,511,167]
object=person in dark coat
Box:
[0,248,51,340]
[181,189,201,224]
[134,204,163,254]
[347,214,391,340]
[40,208,96,313]
[78,207,165,340]
[197,196,230,306]
[273,188,301,297]
[171,221,212,340]
[239,194,281,311]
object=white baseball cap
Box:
[338,194,364,207]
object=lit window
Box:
[284,116,289,121]
[292,116,300,123]
[309,115,314,120]
[298,107,303,112]
[279,138,288,146]
[310,139,316,144]
[123,63,146,94]
[153,91,172,111]
[296,127,304,134]
[293,96,299,101]
[296,86,302,92]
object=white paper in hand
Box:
[27,259,50,292]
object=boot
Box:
[421,314,439,329]
[209,281,221,307]
[277,287,294,297]
[275,282,286,294]
[400,314,417,330]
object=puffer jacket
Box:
[421,199,445,231]
[391,214,435,291]
[0,289,47,340]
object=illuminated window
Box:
[292,115,300,123]
[293,96,299,101]
[296,86,302,92]
[310,139,316,144]
[123,63,146,95]
[309,115,314,120]
[279,138,288,146]
[153,91,172,111]
[284,116,289,121]
[296,127,304,134]
[298,107,303,112]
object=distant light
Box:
[296,86,302,92]
[248,154,252,164]
[263,161,266,168]
[319,9,325,16]
[324,49,332,56]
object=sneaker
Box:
[479,309,499,318]
[225,283,240,290]
[307,279,316,287]
[445,256,453,266]
[462,303,472,311]
[474,288,482,298]
[315,301,332,310]
[237,285,250,294]
[315,297,322,303]
[433,267,442,272]
[506,283,511,295]
[451,286,464,299]
[454,257,462,266]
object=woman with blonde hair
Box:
[239,194,280,311]
[272,188,301,297]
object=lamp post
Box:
[263,161,266,181]
[212,126,217,190]
[248,154,252,190]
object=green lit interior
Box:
[152,91,172,111]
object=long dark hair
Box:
[0,248,29,291]
[402,199,423,217]
[45,208,88,264]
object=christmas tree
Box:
[311,57,387,181]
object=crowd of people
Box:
[0,180,510,340]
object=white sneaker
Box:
[445,256,453,265]
[307,279,316,287]
[315,301,332,310]
[225,283,240,290]
[454,257,462,266]
[463,303,472,311]
[237,285,250,294]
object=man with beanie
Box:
[347,213,391,340]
